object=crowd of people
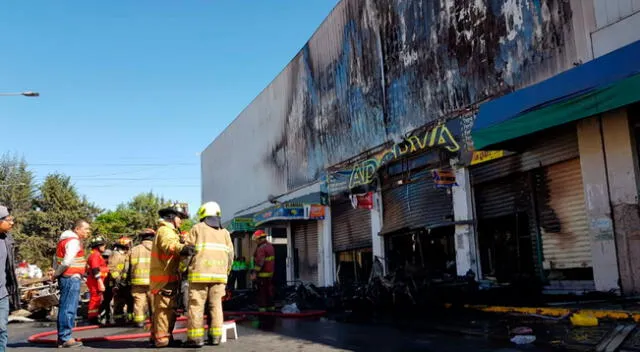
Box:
[0,202,277,350]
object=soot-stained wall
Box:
[202,0,578,221]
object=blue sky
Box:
[1,1,339,213]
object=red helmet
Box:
[252,229,267,241]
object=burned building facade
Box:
[202,0,640,295]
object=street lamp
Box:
[0,91,40,97]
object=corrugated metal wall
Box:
[474,174,531,219]
[293,221,319,284]
[202,0,580,220]
[471,126,580,184]
[471,127,588,277]
[381,169,453,234]
[536,158,591,270]
[331,200,372,252]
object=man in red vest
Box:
[86,236,109,325]
[53,220,91,348]
[251,230,276,312]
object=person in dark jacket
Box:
[0,205,21,352]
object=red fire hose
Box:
[28,310,326,345]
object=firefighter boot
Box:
[184,339,205,348]
[208,335,221,346]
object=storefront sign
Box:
[433,168,457,188]
[253,203,325,226]
[309,204,326,218]
[350,192,374,210]
[226,217,256,233]
[470,150,505,165]
[349,122,462,189]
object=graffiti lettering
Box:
[349,124,461,189]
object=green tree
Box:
[92,209,138,242]
[18,174,101,268]
[122,191,172,230]
[0,153,35,233]
[93,191,173,241]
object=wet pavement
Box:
[7,317,554,351]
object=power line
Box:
[77,185,200,188]
[35,177,200,181]
[29,163,198,166]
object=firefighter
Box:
[110,236,132,324]
[250,229,275,312]
[184,202,233,347]
[86,236,109,324]
[99,249,113,324]
[129,228,155,328]
[150,204,195,348]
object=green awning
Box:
[225,217,255,234]
[473,73,640,149]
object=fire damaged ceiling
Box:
[263,0,576,192]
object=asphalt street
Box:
[7,317,553,351]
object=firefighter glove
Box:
[179,244,196,257]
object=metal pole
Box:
[0,91,40,97]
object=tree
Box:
[92,209,138,242]
[18,174,101,269]
[0,153,35,233]
[122,191,172,230]
[93,191,173,241]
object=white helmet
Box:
[197,201,221,220]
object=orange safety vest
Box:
[55,237,86,277]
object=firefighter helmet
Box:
[138,228,156,238]
[116,236,132,248]
[89,235,106,248]
[252,229,267,241]
[197,201,222,221]
[158,203,189,219]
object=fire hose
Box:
[28,310,327,345]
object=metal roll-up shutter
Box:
[293,221,318,284]
[382,169,454,234]
[474,173,531,219]
[471,126,579,184]
[331,200,372,252]
[535,158,591,270]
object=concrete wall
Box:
[202,0,581,221]
[601,109,640,294]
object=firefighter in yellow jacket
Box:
[184,201,233,347]
[109,236,132,324]
[129,228,155,328]
[150,204,195,348]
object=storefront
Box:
[471,112,594,290]
[253,202,326,286]
[291,220,320,284]
[380,153,457,276]
[331,195,373,285]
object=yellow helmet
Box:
[197,201,221,221]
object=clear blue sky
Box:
[1,1,339,214]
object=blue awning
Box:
[472,40,640,149]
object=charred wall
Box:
[203,0,580,219]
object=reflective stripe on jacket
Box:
[185,222,233,284]
[253,242,275,278]
[129,240,152,286]
[108,249,129,283]
[55,237,86,277]
[150,220,185,292]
